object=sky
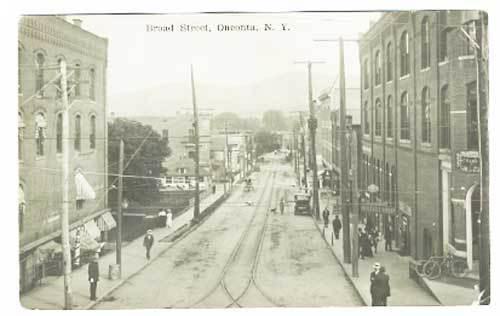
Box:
[70,12,381,116]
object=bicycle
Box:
[422,253,468,280]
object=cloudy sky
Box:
[71,12,381,116]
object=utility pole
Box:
[225,122,231,192]
[330,111,336,192]
[190,64,201,220]
[350,128,359,277]
[60,59,73,309]
[339,37,351,264]
[116,139,124,278]
[299,113,308,191]
[294,61,324,220]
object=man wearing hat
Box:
[88,253,100,300]
[369,262,385,306]
[143,229,155,260]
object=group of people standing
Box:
[322,207,342,240]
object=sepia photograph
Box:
[15,8,490,310]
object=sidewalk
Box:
[314,196,440,306]
[20,186,228,310]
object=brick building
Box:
[359,11,485,268]
[18,16,110,292]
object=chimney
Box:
[72,18,83,28]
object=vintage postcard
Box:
[17,11,490,309]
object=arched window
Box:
[440,30,448,62]
[89,68,96,100]
[56,113,63,153]
[400,31,410,77]
[35,52,45,97]
[363,59,369,90]
[74,63,81,97]
[400,92,410,140]
[386,96,393,138]
[35,112,47,156]
[89,115,96,150]
[421,17,431,69]
[375,50,382,85]
[386,42,393,82]
[439,85,450,148]
[375,99,382,136]
[421,87,431,143]
[56,58,64,99]
[364,101,370,135]
[74,114,81,151]
[18,112,25,160]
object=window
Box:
[400,31,410,77]
[18,112,24,160]
[439,30,448,62]
[386,42,393,82]
[375,51,382,85]
[363,102,370,135]
[386,96,393,138]
[74,114,81,152]
[375,99,382,136]
[363,59,369,89]
[74,63,81,97]
[466,81,479,150]
[56,58,63,99]
[439,85,451,148]
[421,17,431,69]
[400,92,410,140]
[89,68,96,100]
[56,113,63,153]
[463,21,478,56]
[421,87,432,143]
[90,115,96,150]
[19,184,25,233]
[35,113,47,156]
[35,53,45,97]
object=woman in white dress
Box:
[166,209,173,229]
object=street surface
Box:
[93,154,363,309]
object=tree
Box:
[108,118,171,205]
[262,110,289,131]
[254,129,280,157]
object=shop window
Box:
[400,92,410,141]
[466,81,479,150]
[421,87,432,143]
[35,113,47,157]
[400,31,410,77]
[421,17,431,69]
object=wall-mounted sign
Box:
[456,151,480,173]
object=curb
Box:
[85,193,230,310]
[310,217,368,306]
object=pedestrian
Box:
[361,228,373,258]
[212,183,216,194]
[385,226,393,251]
[166,209,173,229]
[158,209,167,227]
[279,198,285,215]
[322,207,330,228]
[88,253,99,301]
[358,228,365,259]
[332,215,342,240]
[370,262,384,306]
[379,266,391,306]
[371,228,380,254]
[143,229,154,260]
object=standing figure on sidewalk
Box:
[370,262,384,306]
[322,207,330,228]
[279,198,285,215]
[332,215,342,240]
[143,229,155,260]
[379,266,391,306]
[166,209,173,229]
[88,253,99,301]
[158,209,167,227]
[384,226,393,251]
[371,228,380,254]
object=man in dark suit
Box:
[88,254,99,301]
[143,229,155,260]
[379,266,391,306]
[369,262,384,306]
[332,215,342,240]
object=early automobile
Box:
[294,191,311,215]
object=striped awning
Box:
[84,220,101,240]
[96,212,117,231]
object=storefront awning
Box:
[75,170,96,200]
[360,202,397,215]
[84,220,101,240]
[96,212,117,231]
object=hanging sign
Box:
[456,151,480,173]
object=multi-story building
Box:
[18,16,110,292]
[359,11,485,269]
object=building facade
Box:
[18,16,110,292]
[359,11,484,267]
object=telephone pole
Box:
[299,112,308,191]
[338,37,351,264]
[294,61,325,220]
[224,122,232,192]
[116,139,124,277]
[190,64,201,220]
[60,59,73,309]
